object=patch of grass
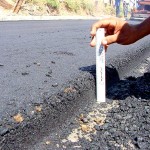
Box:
[46,0,60,9]
[64,0,94,14]
[26,0,60,10]
[80,0,94,14]
[65,0,80,12]
[104,5,115,15]
[25,0,45,4]
[119,2,124,17]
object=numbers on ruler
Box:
[98,45,103,55]
[99,67,105,85]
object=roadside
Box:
[0,0,115,21]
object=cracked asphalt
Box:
[0,19,150,149]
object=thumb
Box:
[102,34,118,45]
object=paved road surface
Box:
[0,19,150,149]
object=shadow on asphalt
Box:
[79,65,150,100]
[79,65,120,87]
[107,72,150,100]
[57,64,150,149]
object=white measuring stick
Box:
[96,28,106,103]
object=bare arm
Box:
[90,17,150,47]
[136,17,150,41]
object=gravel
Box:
[31,55,150,150]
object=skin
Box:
[90,17,150,47]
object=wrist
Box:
[134,24,142,41]
[128,24,140,43]
[136,18,150,40]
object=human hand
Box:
[90,17,138,47]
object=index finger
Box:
[90,18,116,36]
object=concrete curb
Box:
[0,15,102,21]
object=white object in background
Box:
[96,28,106,103]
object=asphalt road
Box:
[0,19,150,149]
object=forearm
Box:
[136,17,150,40]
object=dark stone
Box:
[52,83,58,87]
[21,72,29,76]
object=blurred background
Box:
[0,0,150,19]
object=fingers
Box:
[90,33,118,48]
[90,18,118,47]
[90,18,115,36]
[90,20,105,36]
[90,36,108,52]
[90,18,116,47]
[103,34,118,45]
[90,36,96,47]
[104,45,108,52]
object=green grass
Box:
[104,5,115,15]
[65,0,80,12]
[47,0,60,9]
[26,0,47,4]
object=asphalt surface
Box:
[31,54,150,150]
[0,19,150,149]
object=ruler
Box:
[96,28,106,103]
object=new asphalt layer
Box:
[0,19,150,149]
